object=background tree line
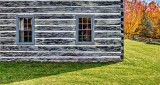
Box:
[124,0,160,39]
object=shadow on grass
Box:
[0,62,116,84]
[146,42,160,45]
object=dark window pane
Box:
[83,30,87,35]
[84,30,91,36]
[88,18,91,23]
[24,18,27,23]
[86,36,91,41]
[29,37,32,42]
[24,37,28,42]
[28,18,32,30]
[19,31,32,42]
[24,31,28,37]
[28,24,32,30]
[83,18,87,23]
[24,18,28,30]
[79,24,82,29]
[24,24,28,30]
[29,31,32,37]
[79,18,82,23]
[83,24,87,29]
[79,36,83,41]
[88,24,91,29]
[28,18,32,24]
[83,36,87,41]
[79,30,84,35]
[87,30,91,36]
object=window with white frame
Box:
[16,15,35,45]
[76,16,94,45]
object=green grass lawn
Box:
[0,39,160,85]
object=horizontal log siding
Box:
[0,38,122,45]
[0,31,122,38]
[0,14,122,19]
[0,0,123,62]
[0,46,122,52]
[0,1,122,7]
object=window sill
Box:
[16,42,35,45]
[75,42,94,45]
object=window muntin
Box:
[16,16,34,45]
[78,18,92,42]
[76,16,94,45]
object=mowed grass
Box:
[0,39,160,85]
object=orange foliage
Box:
[124,0,160,39]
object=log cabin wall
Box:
[0,0,124,62]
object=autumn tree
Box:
[124,0,144,38]
[124,0,160,39]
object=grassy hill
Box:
[0,39,160,85]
